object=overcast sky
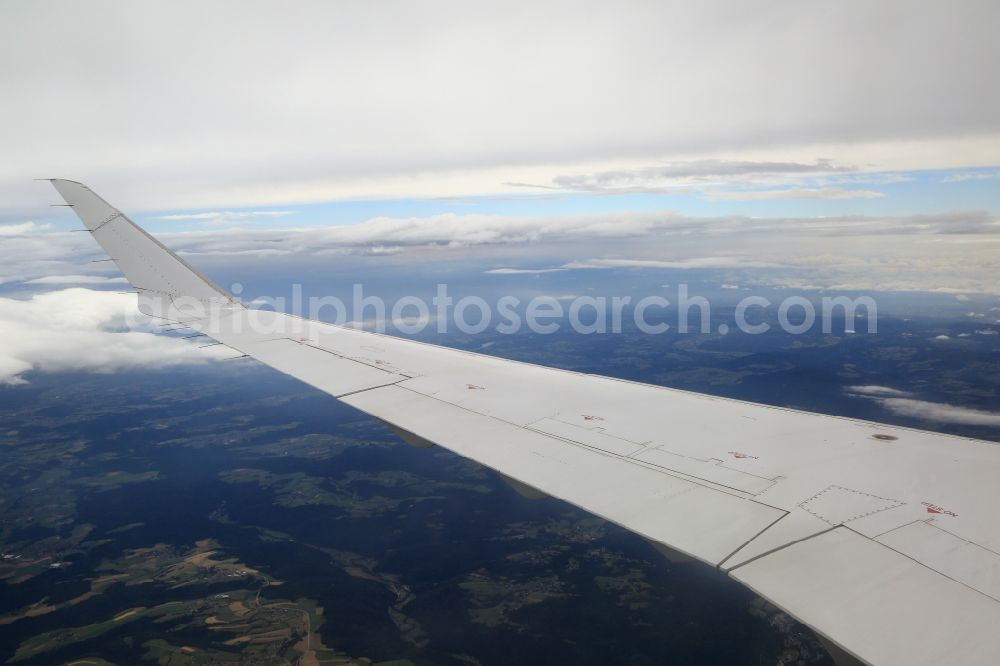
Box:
[2,0,999,215]
[1,1,999,295]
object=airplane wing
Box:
[50,179,1000,665]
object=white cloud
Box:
[485,267,567,275]
[878,398,1000,426]
[485,256,780,275]
[846,385,912,397]
[3,206,1000,296]
[847,386,1000,426]
[224,208,998,256]
[933,334,951,340]
[24,275,129,285]
[0,289,228,386]
[975,328,999,335]
[704,187,884,201]
[562,257,782,270]
[158,210,295,223]
[0,222,51,235]
[565,257,781,269]
[943,170,1000,183]
[520,159,857,194]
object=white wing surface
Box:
[51,180,1000,665]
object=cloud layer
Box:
[876,398,1000,427]
[2,206,999,294]
[0,289,228,385]
[847,385,1000,426]
[517,159,861,195]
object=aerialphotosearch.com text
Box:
[218,283,877,336]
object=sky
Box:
[0,0,999,390]
[1,0,999,216]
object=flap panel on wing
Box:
[234,338,407,397]
[342,385,785,566]
[631,447,778,496]
[528,417,646,457]
[877,521,1000,603]
[732,527,1000,666]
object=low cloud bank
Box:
[0,289,226,386]
[878,398,1000,427]
[2,207,999,294]
[847,385,1000,426]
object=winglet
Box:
[49,180,240,310]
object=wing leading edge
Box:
[52,180,1000,666]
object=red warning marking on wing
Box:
[728,451,759,460]
[582,415,605,421]
[922,502,958,517]
[466,384,485,390]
